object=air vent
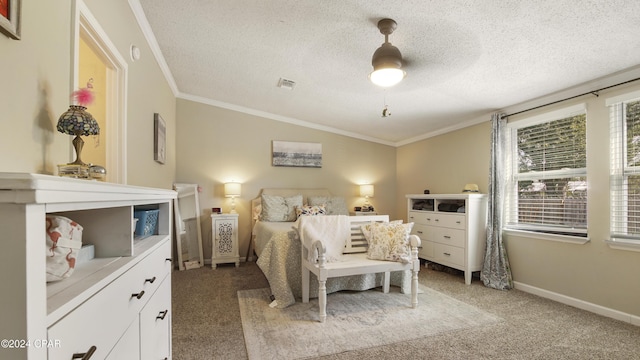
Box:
[277,78,296,90]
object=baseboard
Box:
[203,257,247,265]
[514,281,640,326]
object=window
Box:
[505,104,587,237]
[608,90,640,242]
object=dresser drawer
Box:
[433,243,465,267]
[140,276,172,359]
[47,240,171,359]
[408,211,437,225]
[432,227,465,247]
[418,240,434,259]
[433,213,465,230]
[411,223,432,241]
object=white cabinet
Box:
[406,193,487,285]
[211,213,240,268]
[0,173,176,359]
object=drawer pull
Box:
[131,290,145,300]
[165,258,172,262]
[72,345,97,359]
[443,252,451,256]
[426,218,431,221]
[157,309,169,320]
[416,230,423,234]
[145,276,157,284]
[443,235,451,239]
[456,221,461,224]
[435,219,439,222]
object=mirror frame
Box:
[173,183,204,270]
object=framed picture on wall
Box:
[154,113,166,164]
[272,140,322,168]
[0,0,21,40]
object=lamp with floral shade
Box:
[57,86,100,166]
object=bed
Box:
[251,188,412,309]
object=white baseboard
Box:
[514,281,640,326]
[203,257,247,265]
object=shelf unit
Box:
[0,173,176,359]
[406,193,488,285]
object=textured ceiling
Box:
[136,0,640,145]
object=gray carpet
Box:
[172,262,640,359]
[239,285,500,359]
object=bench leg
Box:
[411,266,419,309]
[318,279,327,323]
[302,266,310,303]
[383,271,390,293]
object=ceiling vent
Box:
[277,78,296,90]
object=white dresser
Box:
[211,213,240,268]
[406,193,487,285]
[0,173,176,359]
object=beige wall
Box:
[396,121,491,218]
[0,0,176,189]
[397,83,640,318]
[0,1,71,174]
[175,98,397,261]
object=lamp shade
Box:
[57,105,100,166]
[360,184,374,198]
[224,182,241,197]
[57,105,100,136]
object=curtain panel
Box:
[481,113,513,290]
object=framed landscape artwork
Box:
[272,141,322,168]
[0,0,21,40]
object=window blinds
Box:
[505,105,587,234]
[608,91,640,240]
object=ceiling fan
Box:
[369,18,406,87]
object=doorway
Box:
[74,1,127,183]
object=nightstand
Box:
[211,213,239,268]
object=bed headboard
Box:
[251,188,332,226]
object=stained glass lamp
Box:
[57,105,100,166]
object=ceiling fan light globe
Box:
[370,68,405,87]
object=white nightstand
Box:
[211,213,240,268]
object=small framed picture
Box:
[0,0,21,40]
[154,113,166,164]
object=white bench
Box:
[300,215,421,322]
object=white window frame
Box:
[504,104,589,243]
[606,90,640,252]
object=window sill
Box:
[605,238,640,252]
[504,228,590,245]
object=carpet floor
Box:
[172,262,640,359]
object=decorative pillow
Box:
[296,204,326,218]
[260,194,303,222]
[308,196,349,215]
[362,221,414,263]
[46,215,84,282]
